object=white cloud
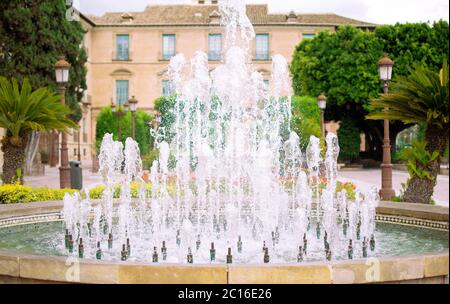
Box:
[75,0,449,24]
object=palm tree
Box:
[367,61,449,204]
[0,77,77,184]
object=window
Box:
[255,34,269,60]
[162,80,174,96]
[263,79,269,92]
[116,80,129,105]
[162,34,176,60]
[302,33,316,39]
[116,34,129,60]
[208,34,222,61]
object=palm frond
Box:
[366,61,449,130]
[0,77,79,140]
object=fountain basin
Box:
[0,200,448,284]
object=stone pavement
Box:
[338,169,449,207]
[24,165,103,190]
[24,166,449,207]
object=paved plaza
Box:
[338,169,449,206]
[24,165,449,207]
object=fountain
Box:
[59,0,380,264]
[0,0,447,284]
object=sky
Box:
[74,0,449,25]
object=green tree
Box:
[290,22,449,160]
[290,96,321,149]
[367,61,449,204]
[154,95,177,144]
[375,21,449,77]
[0,77,77,184]
[95,107,153,156]
[337,116,361,162]
[0,0,87,122]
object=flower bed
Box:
[0,184,77,204]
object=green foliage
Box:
[0,0,87,122]
[397,141,440,180]
[391,196,402,202]
[142,149,160,170]
[336,181,357,200]
[367,61,449,130]
[0,77,78,140]
[95,107,153,155]
[290,96,321,148]
[291,22,449,118]
[291,26,382,112]
[0,184,77,204]
[290,22,449,158]
[337,116,361,162]
[374,21,449,79]
[154,95,177,144]
[88,182,152,199]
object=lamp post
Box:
[378,53,395,200]
[78,100,90,163]
[54,57,71,189]
[111,99,129,141]
[128,96,138,140]
[317,92,327,139]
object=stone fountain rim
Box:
[0,200,448,283]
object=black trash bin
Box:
[69,161,83,190]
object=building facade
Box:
[73,1,375,168]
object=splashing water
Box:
[63,0,378,263]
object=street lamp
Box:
[317,92,327,139]
[78,99,90,163]
[111,98,128,141]
[128,96,138,140]
[54,57,71,189]
[378,53,395,200]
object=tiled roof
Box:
[86,4,376,27]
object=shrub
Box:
[336,181,357,200]
[95,107,153,155]
[142,149,160,170]
[88,185,107,199]
[0,182,154,204]
[0,184,77,204]
[154,95,177,144]
[88,182,152,199]
[291,96,321,149]
[337,116,360,162]
[397,140,440,181]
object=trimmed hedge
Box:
[88,182,152,199]
[0,184,77,204]
[0,182,152,204]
